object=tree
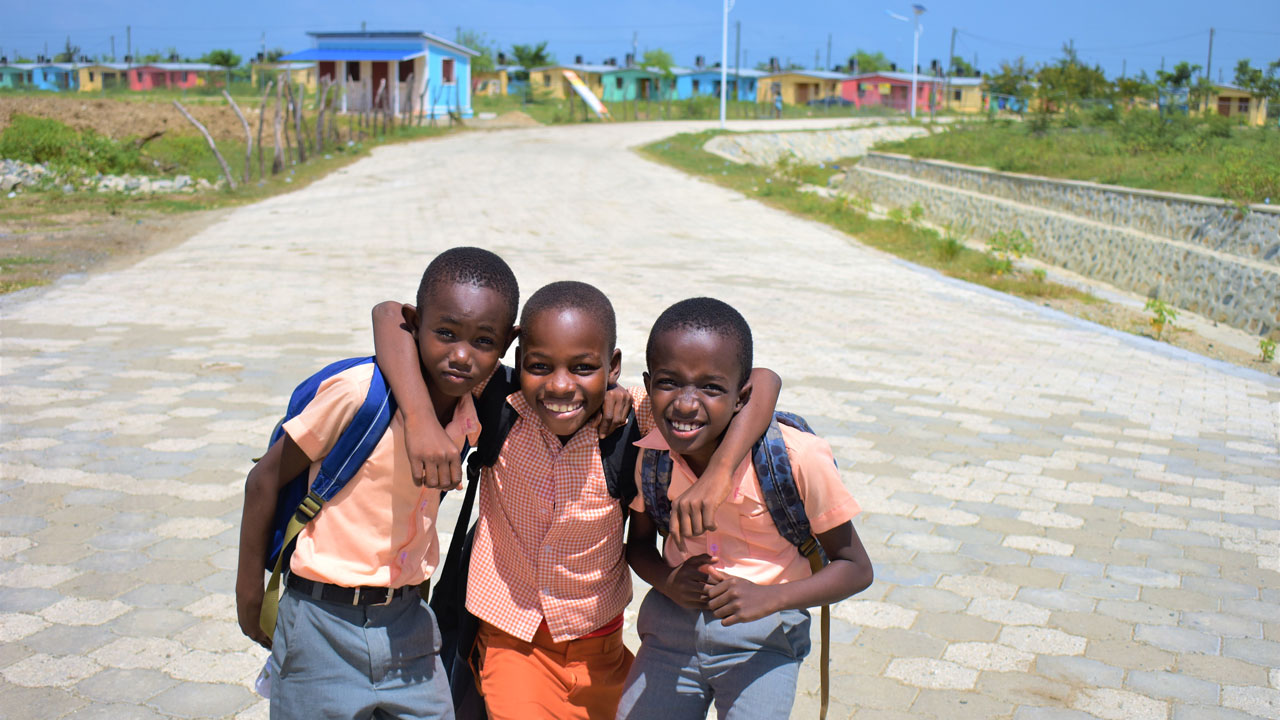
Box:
[265,47,287,63]
[53,36,80,63]
[847,48,891,73]
[1036,43,1111,109]
[987,57,1034,101]
[949,55,976,77]
[511,42,553,72]
[457,29,495,74]
[1156,61,1199,90]
[1116,70,1158,108]
[202,49,242,89]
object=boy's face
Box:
[644,329,751,474]
[518,307,621,440]
[411,282,515,399]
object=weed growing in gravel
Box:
[986,229,1034,275]
[1260,338,1277,363]
[1145,298,1179,339]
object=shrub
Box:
[0,114,140,175]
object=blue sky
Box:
[6,1,1279,81]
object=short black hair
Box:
[416,247,519,327]
[520,281,617,350]
[647,297,753,386]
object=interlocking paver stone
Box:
[2,120,1277,718]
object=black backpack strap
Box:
[599,411,643,507]
[470,364,520,468]
[638,447,675,535]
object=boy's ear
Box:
[502,324,520,355]
[734,378,753,413]
[608,348,622,385]
[642,370,652,393]
[402,304,421,336]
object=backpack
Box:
[257,356,401,638]
[429,364,643,719]
[638,410,835,720]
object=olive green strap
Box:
[259,494,323,638]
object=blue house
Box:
[3,63,78,91]
[281,30,478,118]
[673,65,765,101]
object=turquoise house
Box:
[1,63,77,91]
[674,67,765,101]
[601,66,677,102]
[281,30,478,118]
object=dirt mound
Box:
[467,110,542,129]
[0,95,260,143]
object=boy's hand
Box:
[660,553,717,609]
[668,465,734,550]
[705,566,779,626]
[236,583,272,650]
[599,385,634,438]
[402,412,461,489]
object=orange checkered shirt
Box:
[466,386,653,643]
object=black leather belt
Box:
[286,573,420,606]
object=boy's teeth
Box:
[545,402,579,413]
[672,421,701,432]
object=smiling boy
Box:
[235,247,519,720]
[619,297,873,720]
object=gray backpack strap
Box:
[639,447,675,534]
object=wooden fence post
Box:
[172,100,236,190]
[222,89,252,186]
[287,81,306,162]
[315,78,329,153]
[272,76,285,173]
[418,79,429,127]
[256,80,273,180]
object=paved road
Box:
[2,119,1278,720]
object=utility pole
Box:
[815,49,820,70]
[945,26,956,111]
[1121,58,1126,79]
[1203,27,1215,111]
[260,32,266,61]
[110,35,115,61]
[719,0,732,128]
[826,33,832,70]
[632,31,638,64]
[734,20,741,100]
[126,25,131,65]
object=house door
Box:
[372,62,389,105]
[1217,97,1232,116]
[319,61,335,84]
[639,78,651,99]
[795,84,809,104]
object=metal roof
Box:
[764,69,851,80]
[528,63,616,74]
[279,49,427,63]
[847,70,982,85]
[304,30,479,57]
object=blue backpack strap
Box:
[753,412,828,565]
[639,447,675,534]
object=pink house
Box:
[840,71,986,113]
[127,63,218,91]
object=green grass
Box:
[641,130,1092,302]
[876,110,1280,204]
[475,92,911,125]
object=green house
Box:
[601,66,677,102]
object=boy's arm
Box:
[235,434,313,649]
[625,510,715,610]
[372,301,460,489]
[704,520,873,626]
[669,367,781,547]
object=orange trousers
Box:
[476,620,633,720]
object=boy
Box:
[373,281,781,720]
[618,297,873,720]
[235,247,520,720]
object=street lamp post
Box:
[720,0,735,128]
[887,4,927,118]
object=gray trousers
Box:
[270,586,454,720]
[617,589,811,720]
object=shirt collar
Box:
[506,390,602,443]
[633,428,755,504]
[444,392,481,449]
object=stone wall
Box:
[704,124,928,166]
[840,152,1280,336]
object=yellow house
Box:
[759,71,848,105]
[76,63,129,91]
[942,77,985,113]
[528,64,609,100]
[1205,83,1269,126]
[473,68,508,96]
[250,62,318,91]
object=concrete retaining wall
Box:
[840,153,1280,336]
[704,125,928,166]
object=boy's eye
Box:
[434,329,455,339]
[474,336,495,347]
[703,384,727,395]
[654,378,678,390]
[573,364,598,374]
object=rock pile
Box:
[1,158,224,197]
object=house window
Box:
[348,62,361,81]
[857,82,865,97]
[692,79,700,93]
[615,77,623,89]
[441,57,455,84]
[399,59,414,82]
[89,71,95,82]
[1238,98,1250,113]
[953,90,962,101]
[543,72,551,87]
[186,72,193,82]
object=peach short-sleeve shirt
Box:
[630,423,860,585]
[283,363,480,589]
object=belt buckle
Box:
[351,587,361,605]
[376,587,396,606]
